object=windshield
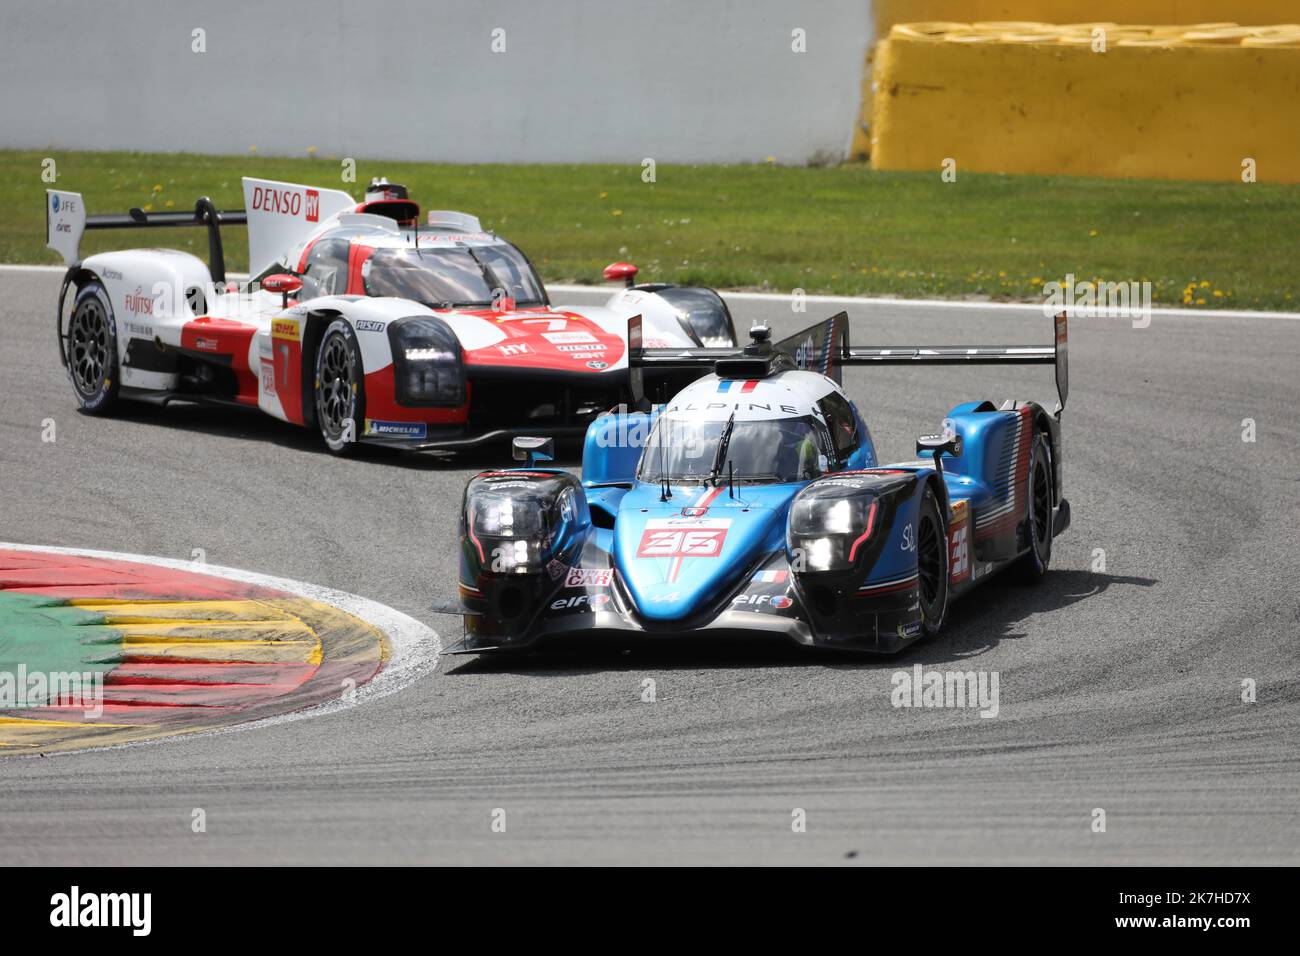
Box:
[638,416,826,485]
[362,244,546,308]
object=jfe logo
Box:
[50,886,151,936]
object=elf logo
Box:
[733,593,793,609]
[49,886,151,936]
[550,593,611,611]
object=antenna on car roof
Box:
[657,382,671,502]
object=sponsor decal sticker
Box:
[549,593,610,611]
[272,318,300,341]
[586,360,609,370]
[123,287,154,316]
[423,232,493,243]
[251,185,307,218]
[901,522,916,552]
[354,319,385,333]
[364,419,428,439]
[752,569,788,583]
[544,331,597,345]
[305,188,320,222]
[732,593,794,610]
[194,337,219,351]
[565,568,613,588]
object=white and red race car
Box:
[45,177,738,452]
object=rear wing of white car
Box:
[46,177,357,281]
[46,189,248,282]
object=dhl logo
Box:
[272,319,300,341]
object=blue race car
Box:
[448,310,1070,654]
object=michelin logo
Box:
[364,419,428,439]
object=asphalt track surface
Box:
[1,268,1297,864]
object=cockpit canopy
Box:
[294,231,546,309]
[362,244,546,309]
[637,414,828,485]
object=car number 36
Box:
[637,529,727,559]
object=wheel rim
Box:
[917,510,943,610]
[318,334,354,438]
[1032,456,1051,547]
[69,299,109,396]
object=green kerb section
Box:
[0,592,123,709]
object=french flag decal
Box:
[717,379,759,393]
[753,569,788,583]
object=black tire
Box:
[66,282,120,414]
[916,484,949,637]
[1016,433,1054,583]
[314,319,366,455]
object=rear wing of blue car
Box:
[628,310,1069,416]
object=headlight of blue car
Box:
[787,487,879,572]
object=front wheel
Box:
[67,282,120,414]
[916,484,949,637]
[314,319,366,455]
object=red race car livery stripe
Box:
[180,317,259,405]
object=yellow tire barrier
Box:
[868,23,1300,182]
[875,3,1300,35]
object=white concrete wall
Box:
[1,0,871,164]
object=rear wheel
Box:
[1017,434,1054,582]
[67,282,120,414]
[917,485,949,637]
[314,319,366,455]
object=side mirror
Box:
[603,262,639,288]
[262,273,303,308]
[512,436,555,466]
[917,432,963,474]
